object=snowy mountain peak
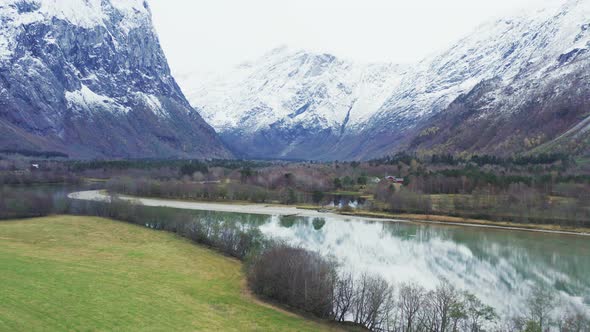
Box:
[1,0,150,28]
[177,0,590,160]
[179,47,407,134]
[371,0,590,125]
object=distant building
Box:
[385,176,404,184]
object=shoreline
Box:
[336,210,590,236]
[68,190,590,237]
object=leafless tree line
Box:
[372,181,590,227]
[106,177,320,205]
[0,188,63,219]
[248,246,589,332]
[0,170,80,185]
[248,245,337,318]
[336,276,589,332]
[332,275,499,332]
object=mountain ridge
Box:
[0,0,232,159]
[179,0,590,160]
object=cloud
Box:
[150,0,560,74]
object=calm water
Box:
[190,210,590,316]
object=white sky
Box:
[150,0,560,75]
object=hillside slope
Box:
[396,0,590,156]
[0,216,332,331]
[0,0,232,159]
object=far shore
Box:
[68,190,590,237]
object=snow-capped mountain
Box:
[181,47,406,133]
[375,0,590,157]
[0,0,231,158]
[180,0,590,160]
[178,47,407,158]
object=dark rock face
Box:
[399,50,590,157]
[221,126,343,161]
[0,0,232,159]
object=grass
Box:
[429,194,578,210]
[337,210,590,235]
[297,199,590,235]
[575,156,590,166]
[83,177,109,183]
[325,191,364,196]
[0,216,339,331]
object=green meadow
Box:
[0,216,337,331]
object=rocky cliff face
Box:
[0,0,232,159]
[181,0,590,160]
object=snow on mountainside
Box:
[0,0,149,62]
[376,0,589,122]
[179,47,406,134]
[0,0,231,158]
[178,47,408,158]
[179,0,590,160]
[399,0,590,156]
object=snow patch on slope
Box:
[137,92,168,117]
[65,84,128,113]
[179,47,407,134]
[38,0,149,30]
[0,0,151,62]
[39,0,106,28]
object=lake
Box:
[186,209,590,317]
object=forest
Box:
[3,152,582,229]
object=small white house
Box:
[370,177,382,184]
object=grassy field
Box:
[0,216,338,331]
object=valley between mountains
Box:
[179,0,590,160]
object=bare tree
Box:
[556,312,590,332]
[334,272,355,322]
[462,292,497,332]
[526,285,556,332]
[398,282,427,332]
[428,281,465,332]
[248,245,337,318]
[351,274,395,331]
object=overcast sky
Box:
[150,0,559,75]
